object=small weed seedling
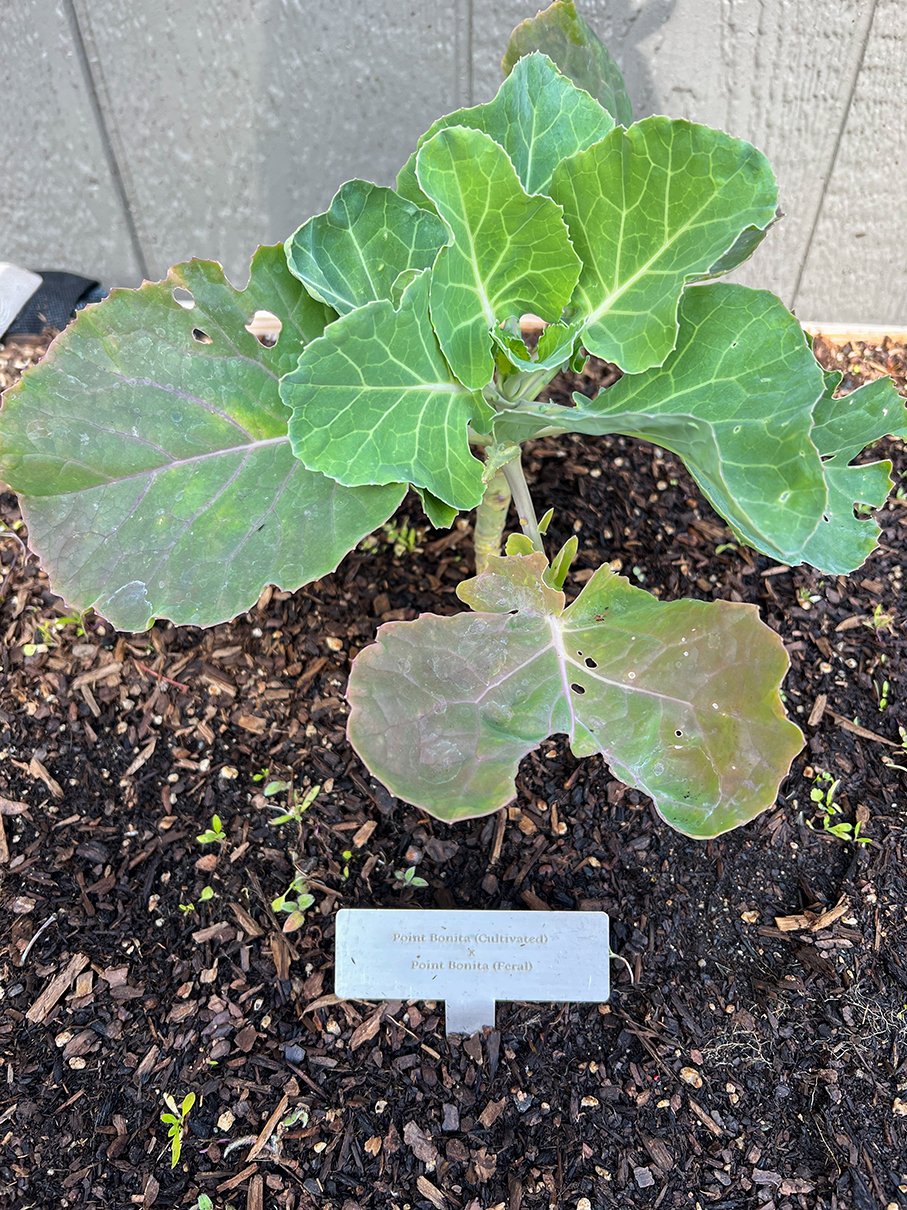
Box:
[191,1196,213,1210]
[179,885,215,914]
[806,770,871,845]
[160,1091,196,1168]
[264,778,291,795]
[266,781,320,826]
[865,603,897,634]
[272,874,315,932]
[795,585,821,611]
[196,814,226,845]
[383,520,422,557]
[394,865,429,889]
[360,519,423,559]
[22,608,89,656]
[2,1,904,844]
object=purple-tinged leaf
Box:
[0,246,405,630]
[348,554,802,839]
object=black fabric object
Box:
[6,271,105,336]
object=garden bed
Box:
[1,332,905,1209]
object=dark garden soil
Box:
[1,330,905,1210]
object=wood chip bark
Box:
[121,738,157,779]
[28,755,63,799]
[687,1097,724,1137]
[807,693,828,727]
[349,1009,383,1051]
[352,819,377,848]
[828,710,896,746]
[71,661,123,689]
[478,1098,506,1128]
[403,1120,439,1166]
[216,1163,258,1193]
[228,902,265,938]
[416,1175,447,1208]
[775,897,850,933]
[26,952,90,1023]
[0,795,29,815]
[245,1093,289,1161]
[246,1174,264,1210]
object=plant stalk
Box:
[503,457,543,552]
[497,365,559,406]
[473,469,512,573]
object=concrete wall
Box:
[3,0,904,324]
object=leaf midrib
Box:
[23,434,290,498]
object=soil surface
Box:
[1,330,905,1210]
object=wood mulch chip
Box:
[1,328,905,1208]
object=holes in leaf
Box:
[191,328,212,344]
[820,453,834,463]
[674,729,683,738]
[246,310,282,347]
[584,656,598,669]
[570,683,586,695]
[172,287,195,308]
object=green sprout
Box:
[361,520,423,558]
[394,865,429,889]
[809,769,840,810]
[196,814,226,845]
[795,584,821,610]
[266,781,320,826]
[264,779,291,795]
[251,767,270,783]
[385,520,421,556]
[22,607,89,656]
[178,885,215,914]
[160,1091,196,1168]
[806,770,870,845]
[864,603,896,634]
[271,874,315,933]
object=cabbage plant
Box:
[1,2,903,840]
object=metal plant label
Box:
[334,908,610,1034]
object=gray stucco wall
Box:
[3,0,905,324]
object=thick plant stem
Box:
[474,470,512,573]
[503,457,543,552]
